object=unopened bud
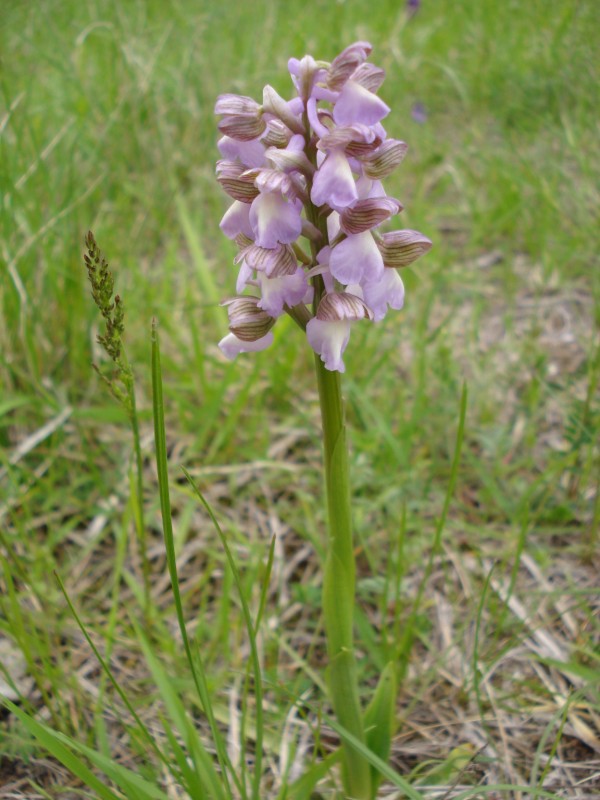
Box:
[316,291,374,322]
[236,243,298,277]
[215,94,262,116]
[376,230,432,267]
[339,197,402,235]
[262,85,305,134]
[218,114,266,142]
[359,139,408,180]
[261,119,294,148]
[223,296,276,341]
[216,160,259,203]
[327,41,372,91]
[350,63,385,93]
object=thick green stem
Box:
[315,358,371,800]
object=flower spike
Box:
[215,41,431,371]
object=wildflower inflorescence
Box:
[215,42,431,372]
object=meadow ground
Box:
[1,0,599,797]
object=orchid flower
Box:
[214,41,430,369]
[214,44,432,800]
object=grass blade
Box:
[397,382,468,675]
[1,699,122,800]
[182,467,265,800]
[134,618,226,800]
[54,572,165,768]
[151,318,237,799]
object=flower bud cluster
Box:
[215,42,431,372]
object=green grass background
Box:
[1,0,599,795]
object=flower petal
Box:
[240,242,298,277]
[377,229,432,267]
[327,41,372,91]
[306,318,351,372]
[218,114,266,142]
[223,296,276,340]
[262,85,305,134]
[215,94,261,116]
[249,193,303,248]
[218,136,266,168]
[339,197,401,234]
[329,231,384,284]
[360,270,405,322]
[257,267,308,317]
[333,80,390,126]
[311,148,358,210]
[235,260,253,293]
[220,201,253,240]
[316,291,373,322]
[219,331,274,360]
[360,139,408,180]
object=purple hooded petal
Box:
[218,331,274,360]
[360,269,405,322]
[217,136,265,167]
[333,80,390,126]
[249,193,303,248]
[220,201,253,240]
[329,231,384,284]
[311,148,358,210]
[257,267,308,317]
[306,318,351,372]
[217,135,266,168]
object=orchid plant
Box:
[215,42,431,799]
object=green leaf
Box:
[134,620,226,800]
[327,715,424,800]
[183,468,265,800]
[364,661,396,796]
[285,750,341,800]
[1,699,122,800]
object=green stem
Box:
[121,350,151,614]
[315,357,371,800]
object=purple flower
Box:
[311,148,358,210]
[411,102,427,124]
[356,269,405,322]
[219,331,274,359]
[333,80,390,127]
[329,231,384,285]
[249,192,303,248]
[218,135,266,168]
[220,200,253,240]
[257,267,308,317]
[307,292,373,372]
[215,41,431,370]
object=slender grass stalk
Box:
[183,469,266,800]
[121,347,151,609]
[151,319,239,799]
